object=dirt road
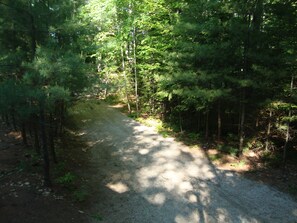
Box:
[70,101,297,223]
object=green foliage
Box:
[72,187,89,202]
[209,153,223,162]
[0,0,93,186]
[17,160,29,172]
[217,144,238,157]
[56,172,76,186]
[232,160,246,168]
[91,213,103,221]
[261,151,282,168]
[17,149,41,172]
[104,94,121,105]
[53,162,67,176]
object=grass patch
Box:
[103,94,121,105]
[217,144,238,156]
[72,187,89,202]
[136,116,174,138]
[208,153,223,161]
[55,172,76,189]
[232,160,246,168]
[91,213,103,221]
[127,112,139,119]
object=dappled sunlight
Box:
[76,131,87,136]
[70,102,297,223]
[86,139,104,148]
[106,182,129,194]
[187,193,197,203]
[179,181,193,192]
[81,119,92,123]
[145,192,166,205]
[184,162,215,179]
[138,148,149,155]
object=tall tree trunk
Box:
[49,113,57,163]
[283,114,290,166]
[217,101,222,141]
[238,11,252,156]
[238,99,245,156]
[11,111,17,131]
[265,109,272,152]
[132,26,139,116]
[205,110,209,140]
[4,114,9,126]
[283,75,294,165]
[179,112,183,133]
[34,120,40,154]
[121,46,131,113]
[59,101,64,136]
[40,101,51,187]
[255,116,259,128]
[21,122,28,146]
[197,112,201,133]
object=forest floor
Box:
[1,100,297,223]
[0,126,89,223]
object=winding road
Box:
[70,101,297,223]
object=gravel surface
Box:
[72,101,297,223]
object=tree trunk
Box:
[283,115,290,166]
[197,112,201,133]
[217,101,222,141]
[5,114,9,126]
[49,114,57,163]
[40,101,51,187]
[238,11,251,156]
[121,46,131,113]
[11,111,17,131]
[256,116,259,128]
[238,96,246,157]
[179,112,183,133]
[265,109,272,152]
[283,75,294,165]
[34,120,40,154]
[59,101,64,136]
[132,26,139,116]
[21,122,28,146]
[205,110,209,140]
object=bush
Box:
[56,172,76,186]
[217,144,238,156]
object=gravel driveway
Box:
[71,101,297,223]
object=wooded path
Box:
[71,101,297,223]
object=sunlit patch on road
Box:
[106,182,129,194]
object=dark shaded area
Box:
[0,124,89,223]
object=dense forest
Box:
[0,0,296,186]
